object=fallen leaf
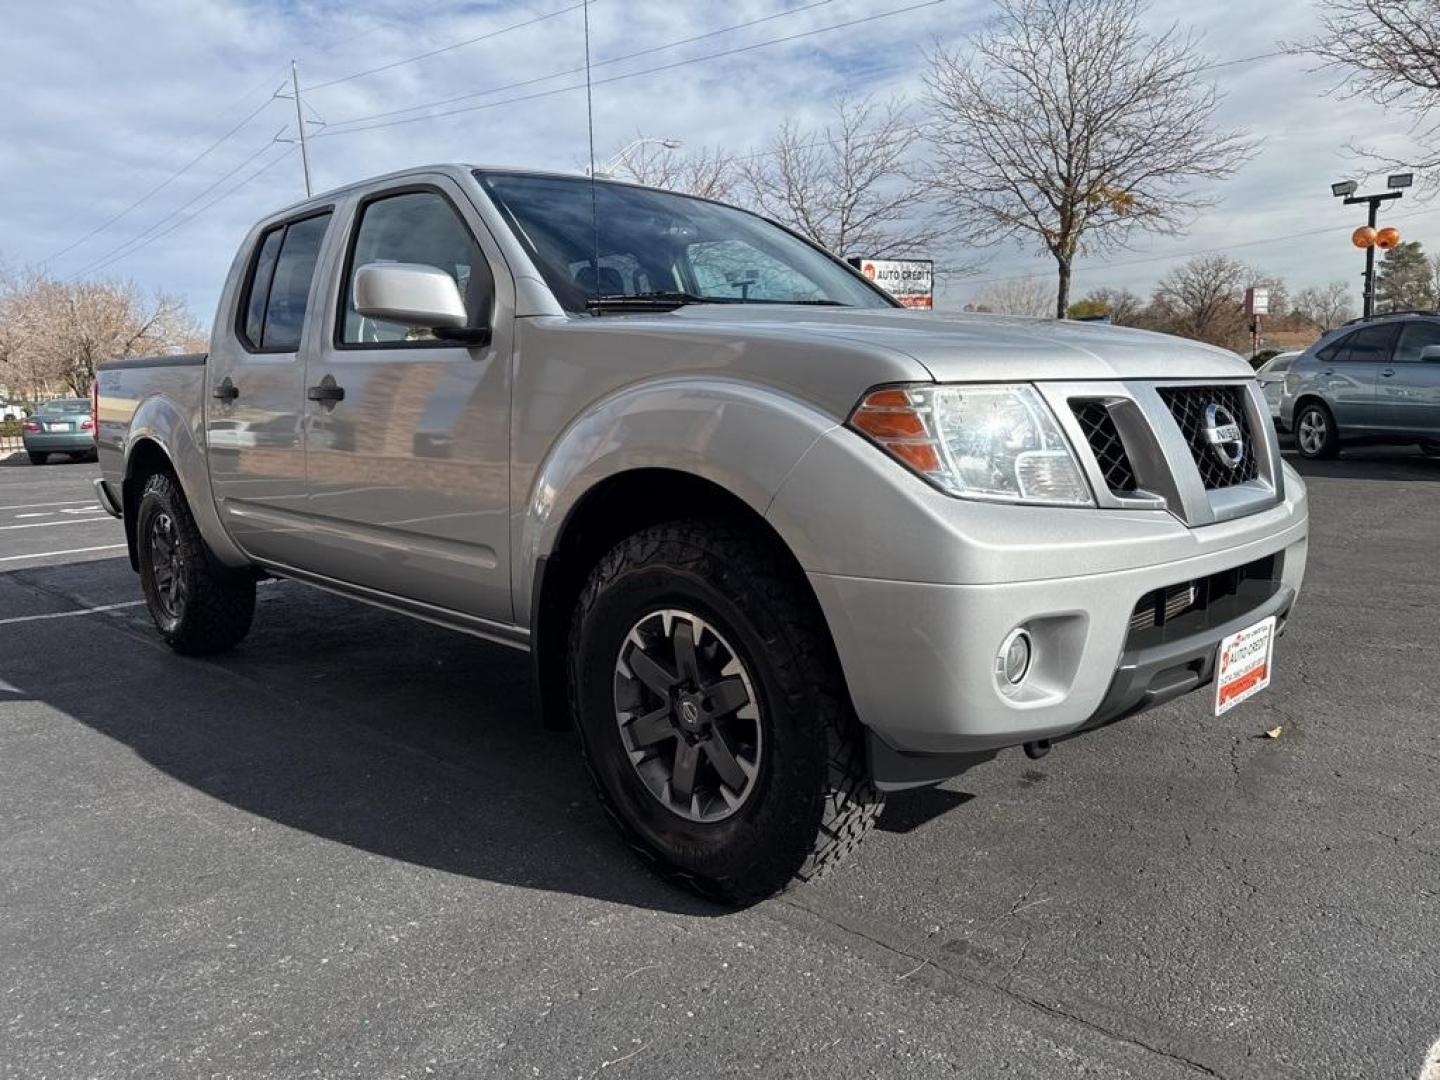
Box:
[1264,725,1283,739]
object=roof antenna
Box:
[582,0,600,302]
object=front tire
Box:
[136,471,256,655]
[1294,401,1340,459]
[569,520,882,905]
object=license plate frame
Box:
[1214,615,1276,716]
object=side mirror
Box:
[1420,344,1440,362]
[353,262,490,345]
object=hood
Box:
[656,305,1251,382]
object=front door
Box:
[1379,320,1440,436]
[301,181,513,623]
[206,210,333,567]
[1312,322,1398,432]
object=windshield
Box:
[36,399,90,415]
[476,171,894,313]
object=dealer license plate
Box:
[1214,616,1276,716]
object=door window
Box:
[341,191,488,345]
[1394,321,1440,363]
[238,212,332,352]
[1321,322,1399,364]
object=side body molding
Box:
[125,392,250,569]
[514,378,840,624]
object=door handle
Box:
[306,375,345,404]
[1380,368,1396,378]
[212,377,239,403]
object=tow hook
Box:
[1023,739,1051,760]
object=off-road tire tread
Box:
[138,471,255,656]
[567,519,883,905]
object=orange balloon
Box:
[1376,226,1401,249]
[1353,226,1377,248]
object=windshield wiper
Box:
[585,292,851,312]
[586,291,731,312]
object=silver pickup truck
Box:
[96,164,1309,903]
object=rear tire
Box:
[27,452,47,465]
[1294,401,1340,459]
[568,520,882,906]
[136,471,256,656]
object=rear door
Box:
[299,180,514,623]
[1310,322,1398,432]
[206,209,334,566]
[1379,320,1440,436]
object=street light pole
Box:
[1343,191,1401,319]
[1332,173,1412,319]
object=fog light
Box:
[999,629,1032,686]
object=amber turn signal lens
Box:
[851,409,926,439]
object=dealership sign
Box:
[850,258,933,309]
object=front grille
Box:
[1071,400,1137,494]
[1126,554,1283,650]
[1157,385,1260,489]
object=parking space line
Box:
[14,512,52,519]
[0,543,126,563]
[0,518,117,531]
[0,499,92,512]
[0,600,146,627]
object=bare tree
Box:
[925,0,1254,318]
[1149,254,1251,349]
[1292,0,1440,190]
[1291,281,1356,332]
[967,276,1057,316]
[0,272,205,396]
[738,96,942,258]
[1070,286,1145,325]
[607,136,738,201]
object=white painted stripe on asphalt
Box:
[0,543,126,563]
[0,499,92,512]
[0,600,145,627]
[60,507,107,515]
[0,517,117,531]
[14,512,51,519]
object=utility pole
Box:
[291,60,313,198]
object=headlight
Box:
[848,383,1093,506]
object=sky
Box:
[1,0,1431,320]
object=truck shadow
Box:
[2,568,966,914]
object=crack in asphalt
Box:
[778,893,1231,1079]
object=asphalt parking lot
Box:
[1,447,1436,1079]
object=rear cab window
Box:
[238,211,333,352]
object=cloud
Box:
[0,0,1427,321]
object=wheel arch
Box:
[529,467,842,733]
[122,392,250,570]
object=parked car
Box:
[22,397,96,464]
[1,400,28,422]
[94,165,1309,903]
[1280,311,1440,458]
[1256,350,1301,422]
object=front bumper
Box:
[796,475,1307,788]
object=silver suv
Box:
[1281,312,1440,459]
